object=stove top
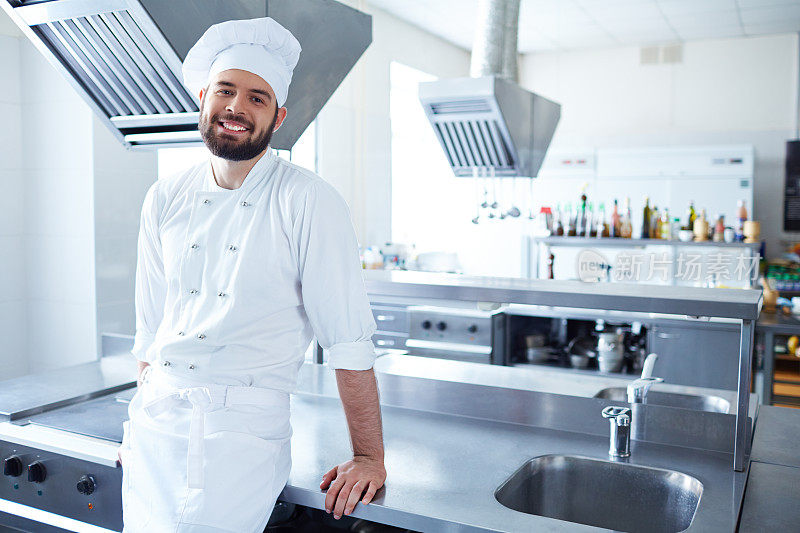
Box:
[22,389,135,444]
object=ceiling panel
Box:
[367,0,800,53]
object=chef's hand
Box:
[320,456,386,519]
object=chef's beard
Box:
[198,106,279,161]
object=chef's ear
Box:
[198,87,205,102]
[273,107,288,131]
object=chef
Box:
[118,17,386,532]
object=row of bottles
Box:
[546,191,750,242]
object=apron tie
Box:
[144,387,213,489]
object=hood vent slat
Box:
[99,12,181,114]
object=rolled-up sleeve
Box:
[293,179,377,370]
[131,181,167,363]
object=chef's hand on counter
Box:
[321,368,386,519]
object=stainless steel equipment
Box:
[0,354,137,531]
[406,306,495,364]
[418,0,560,178]
[601,406,632,458]
[419,77,560,178]
[0,0,371,149]
[494,454,703,532]
[627,376,664,404]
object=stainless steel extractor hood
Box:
[418,0,560,178]
[1,0,371,150]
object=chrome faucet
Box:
[602,406,631,458]
[627,353,663,404]
[627,376,664,404]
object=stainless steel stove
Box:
[0,354,137,533]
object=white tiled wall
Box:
[20,37,97,372]
[0,20,156,375]
[92,115,157,358]
[0,32,26,379]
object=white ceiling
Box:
[368,0,800,52]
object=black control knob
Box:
[467,324,478,333]
[436,321,447,331]
[421,320,432,330]
[77,474,96,495]
[4,456,23,477]
[27,461,46,484]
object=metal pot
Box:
[597,330,625,373]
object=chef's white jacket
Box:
[131,148,377,392]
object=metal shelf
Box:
[531,236,761,248]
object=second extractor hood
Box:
[1,0,372,150]
[418,0,561,178]
[419,76,560,178]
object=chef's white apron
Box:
[119,365,292,533]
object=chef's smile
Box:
[217,119,251,135]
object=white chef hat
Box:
[182,17,301,107]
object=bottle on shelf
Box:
[735,200,748,242]
[588,202,596,237]
[566,202,577,237]
[653,205,662,239]
[610,199,621,238]
[660,209,671,240]
[555,204,565,236]
[652,205,661,239]
[620,197,633,239]
[694,209,709,242]
[686,201,697,230]
[713,214,725,242]
[640,197,651,239]
[671,217,682,240]
[597,202,608,238]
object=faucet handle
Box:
[602,406,631,425]
[627,376,664,404]
[602,406,632,458]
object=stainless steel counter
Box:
[373,353,756,416]
[364,270,762,320]
[364,270,762,471]
[285,363,748,532]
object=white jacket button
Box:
[197,333,206,340]
[189,289,198,294]
[162,360,171,367]
[202,199,211,205]
[228,245,238,252]
[241,201,250,207]
[190,243,199,249]
[188,364,196,370]
[218,292,226,297]
[177,331,185,336]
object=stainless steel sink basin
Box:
[593,387,731,413]
[495,455,703,532]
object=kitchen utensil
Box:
[567,335,597,369]
[743,221,760,243]
[597,329,625,373]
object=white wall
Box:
[0,7,157,374]
[0,24,27,379]
[520,33,799,257]
[318,1,471,246]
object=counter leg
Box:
[762,331,774,406]
[734,319,755,472]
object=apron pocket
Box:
[178,431,287,532]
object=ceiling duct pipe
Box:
[470,0,520,82]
